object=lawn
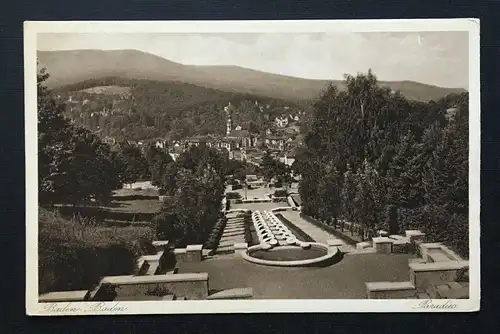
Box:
[179,253,411,299]
[55,187,162,226]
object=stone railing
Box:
[409,261,469,292]
[39,238,256,302]
[39,290,90,303]
[419,243,463,262]
[207,287,253,300]
[98,272,209,300]
[173,244,203,264]
[365,235,469,299]
[366,281,416,299]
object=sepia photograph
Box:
[25,19,480,315]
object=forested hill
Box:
[38,49,466,102]
[53,77,310,141]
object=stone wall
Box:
[409,261,469,292]
[39,290,90,302]
[366,282,416,299]
[99,273,209,300]
[207,288,253,300]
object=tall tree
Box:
[260,151,276,184]
[38,66,122,206]
[117,144,150,184]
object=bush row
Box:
[226,192,242,200]
[273,189,288,197]
[204,217,228,252]
[39,208,155,293]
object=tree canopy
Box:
[297,70,469,257]
[38,67,125,206]
[153,144,227,247]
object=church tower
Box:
[226,115,232,136]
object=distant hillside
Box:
[38,49,466,102]
[52,77,308,142]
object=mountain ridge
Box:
[37,49,466,102]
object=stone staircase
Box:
[217,213,247,254]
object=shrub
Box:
[226,192,242,200]
[455,266,469,282]
[243,215,253,245]
[228,179,239,186]
[274,189,288,197]
[204,218,227,249]
[39,208,154,293]
[392,241,421,257]
[231,184,243,190]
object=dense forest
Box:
[54,77,311,142]
[294,70,469,258]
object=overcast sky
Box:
[38,32,469,89]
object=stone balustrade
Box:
[372,237,394,254]
[207,287,253,300]
[366,281,416,299]
[99,273,209,300]
[409,261,469,292]
[39,290,90,303]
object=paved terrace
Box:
[179,253,410,299]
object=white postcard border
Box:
[25,19,481,315]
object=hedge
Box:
[226,192,242,200]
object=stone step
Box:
[224,231,245,235]
[220,236,244,241]
[222,231,245,236]
[435,283,469,299]
[221,236,243,241]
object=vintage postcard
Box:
[25,19,480,315]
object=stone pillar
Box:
[152,240,170,253]
[174,248,187,263]
[186,245,203,263]
[372,237,394,254]
[405,230,426,243]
